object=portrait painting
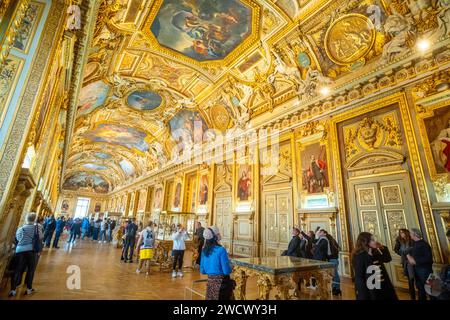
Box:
[424,105,450,174]
[77,81,110,116]
[199,175,208,205]
[237,164,252,201]
[63,172,109,193]
[127,90,162,111]
[94,203,101,213]
[61,200,69,213]
[169,109,208,147]
[13,2,44,53]
[173,182,182,208]
[138,189,147,211]
[83,163,108,170]
[150,0,252,61]
[83,123,150,153]
[153,187,163,210]
[119,159,135,177]
[300,142,329,194]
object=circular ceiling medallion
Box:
[210,104,230,131]
[324,14,376,65]
[126,90,162,111]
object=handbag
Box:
[32,225,43,253]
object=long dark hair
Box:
[352,232,373,258]
[398,228,411,245]
[202,228,221,257]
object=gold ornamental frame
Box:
[324,13,376,66]
[141,0,262,69]
[329,92,443,263]
[13,1,45,55]
[416,100,450,181]
[296,131,333,199]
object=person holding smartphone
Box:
[352,232,398,300]
[171,224,188,278]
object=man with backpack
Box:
[122,218,138,263]
[135,221,155,275]
[8,212,43,297]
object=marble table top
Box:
[230,256,334,275]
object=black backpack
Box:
[32,225,43,253]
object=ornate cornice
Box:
[60,0,102,193]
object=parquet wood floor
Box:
[1,234,409,300]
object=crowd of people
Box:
[7,213,118,297]
[282,225,450,301]
[6,210,450,301]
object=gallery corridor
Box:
[1,235,411,300]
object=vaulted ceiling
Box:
[63,0,441,194]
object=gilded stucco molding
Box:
[0,0,66,213]
[330,92,443,264]
[0,0,30,70]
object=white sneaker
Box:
[177,271,183,278]
[25,288,35,295]
[98,241,102,243]
[172,271,177,278]
[103,241,106,243]
[8,290,16,297]
[136,269,141,274]
[307,285,317,290]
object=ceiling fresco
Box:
[126,90,163,111]
[63,172,110,194]
[63,0,450,194]
[149,0,253,62]
[82,123,151,153]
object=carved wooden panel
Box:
[277,193,290,243]
[358,187,376,206]
[215,196,232,240]
[384,209,407,247]
[360,209,381,240]
[265,194,277,242]
[381,185,403,205]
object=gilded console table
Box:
[231,256,334,300]
[154,240,198,272]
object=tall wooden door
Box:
[214,196,232,251]
[263,190,292,257]
[349,172,420,287]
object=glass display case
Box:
[153,210,196,241]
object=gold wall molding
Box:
[330,92,443,263]
[0,0,65,217]
[0,0,30,69]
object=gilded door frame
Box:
[329,92,443,264]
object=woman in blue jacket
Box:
[200,227,234,300]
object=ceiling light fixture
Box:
[417,39,431,53]
[320,87,331,96]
